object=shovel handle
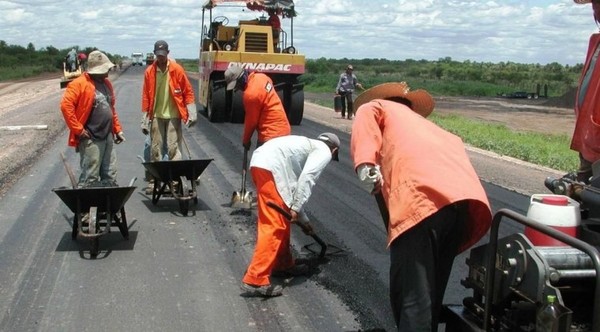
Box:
[375,192,389,233]
[266,201,327,258]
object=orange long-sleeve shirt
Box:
[572,33,600,163]
[60,73,122,147]
[242,72,291,145]
[142,60,195,122]
[350,100,492,252]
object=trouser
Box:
[340,91,354,118]
[389,202,467,332]
[150,118,182,162]
[242,167,294,286]
[77,136,117,188]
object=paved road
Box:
[0,67,554,331]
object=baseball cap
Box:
[154,40,169,56]
[224,65,245,90]
[317,132,340,161]
[87,51,114,75]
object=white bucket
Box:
[525,194,581,246]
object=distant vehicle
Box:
[145,53,155,66]
[131,52,143,66]
[60,59,82,89]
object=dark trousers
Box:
[389,202,467,331]
[340,92,354,118]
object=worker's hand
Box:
[289,209,299,223]
[186,103,197,128]
[114,132,126,144]
[141,113,150,135]
[357,83,365,91]
[79,129,91,139]
[357,164,382,194]
[243,141,251,150]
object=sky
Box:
[1,0,599,66]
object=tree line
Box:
[301,57,584,98]
[1,40,585,98]
[0,40,124,81]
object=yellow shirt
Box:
[153,67,179,119]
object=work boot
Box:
[145,181,154,195]
[240,282,283,297]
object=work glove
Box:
[114,132,126,144]
[185,103,197,127]
[141,113,150,135]
[357,164,382,194]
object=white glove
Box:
[186,103,197,127]
[357,164,382,193]
[115,132,126,144]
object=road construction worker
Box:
[67,48,77,72]
[224,64,291,149]
[240,133,339,297]
[335,64,364,120]
[350,82,492,331]
[141,40,196,193]
[60,50,125,187]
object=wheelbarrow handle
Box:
[266,201,327,258]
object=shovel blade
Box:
[230,191,253,209]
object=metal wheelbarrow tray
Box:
[53,186,136,256]
[142,159,213,216]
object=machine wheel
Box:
[207,81,226,123]
[230,90,245,123]
[288,88,304,126]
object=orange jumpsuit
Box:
[242,72,291,146]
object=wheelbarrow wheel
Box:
[179,199,189,216]
[89,207,99,257]
[115,207,129,240]
[71,215,78,240]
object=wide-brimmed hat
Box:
[224,65,245,90]
[87,51,114,75]
[353,82,435,118]
[317,132,340,161]
[574,0,592,4]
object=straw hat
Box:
[573,0,592,4]
[353,82,435,118]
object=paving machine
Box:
[443,172,600,331]
[198,0,305,125]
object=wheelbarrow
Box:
[142,159,213,216]
[53,184,136,257]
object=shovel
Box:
[266,201,345,259]
[230,147,253,209]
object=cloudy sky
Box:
[1,0,599,65]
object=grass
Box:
[429,113,578,172]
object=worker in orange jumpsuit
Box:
[224,64,291,150]
[571,0,600,183]
[350,82,492,331]
[60,50,125,187]
[240,133,339,297]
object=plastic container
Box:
[525,194,580,246]
[536,295,559,331]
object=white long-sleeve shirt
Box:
[250,135,332,212]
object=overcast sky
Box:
[1,0,599,65]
